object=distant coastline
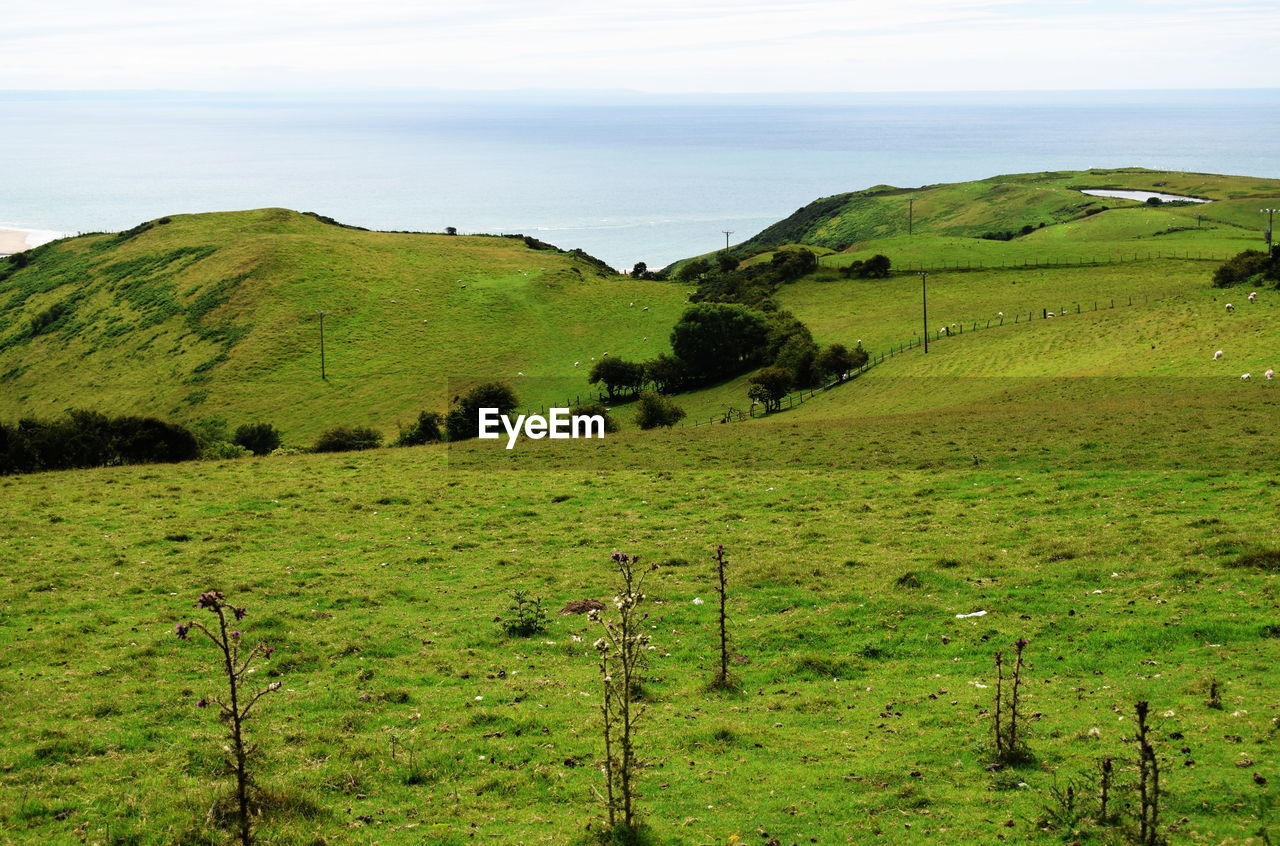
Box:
[0,226,64,254]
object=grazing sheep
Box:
[574,361,580,367]
[1248,291,1257,303]
[1047,312,1055,318]
[1266,369,1275,381]
[1241,373,1251,381]
[997,311,1003,317]
[517,372,524,377]
[642,306,649,311]
[629,302,634,307]
[1214,350,1224,361]
[1226,303,1235,312]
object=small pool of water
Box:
[1080,189,1209,204]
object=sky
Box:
[1,0,1277,93]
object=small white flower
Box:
[692,597,704,605]
[474,695,483,701]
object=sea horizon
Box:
[3,87,1278,268]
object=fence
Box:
[682,292,1152,427]
[889,252,1232,273]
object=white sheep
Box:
[517,371,524,377]
[1266,369,1275,380]
[1047,312,1055,318]
[1213,350,1224,361]
[1248,291,1257,303]
[1241,373,1251,381]
[642,306,649,312]
[629,302,634,307]
[997,312,1003,317]
[1226,303,1235,312]
[574,361,580,367]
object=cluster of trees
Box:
[839,254,892,278]
[677,248,818,308]
[980,223,1044,241]
[0,410,201,475]
[1213,248,1280,288]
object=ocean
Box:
[2,89,1278,268]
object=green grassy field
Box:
[2,171,1279,844]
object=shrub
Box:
[1212,249,1277,288]
[312,426,382,453]
[394,411,443,446]
[444,382,519,442]
[571,403,619,433]
[234,422,282,455]
[589,358,646,401]
[634,392,685,429]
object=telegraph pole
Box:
[1263,208,1278,252]
[919,271,929,354]
[316,311,328,381]
[907,197,917,236]
[722,230,734,250]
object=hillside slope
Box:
[0,210,688,440]
[736,167,1280,254]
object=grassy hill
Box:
[0,209,689,441]
[735,167,1280,255]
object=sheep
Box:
[517,371,524,377]
[1241,373,1251,381]
[1266,369,1275,381]
[1214,350,1224,361]
[997,312,1003,317]
[1047,312,1056,318]
[1226,303,1234,312]
[573,361,580,367]
[642,306,649,312]
[629,302,634,307]
[1248,291,1257,303]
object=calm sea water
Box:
[2,89,1277,268]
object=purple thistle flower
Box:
[175,622,191,640]
[231,631,242,638]
[264,646,275,658]
[195,698,208,708]
[1015,638,1029,650]
[232,606,247,621]
[196,590,225,610]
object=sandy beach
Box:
[0,226,66,254]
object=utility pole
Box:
[919,271,929,354]
[1263,208,1278,252]
[722,230,734,251]
[907,197,917,236]
[316,311,327,381]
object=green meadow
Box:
[2,169,1279,844]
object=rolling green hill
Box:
[0,209,689,441]
[734,167,1280,255]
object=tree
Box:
[747,366,793,413]
[234,423,282,455]
[675,258,710,283]
[634,392,685,429]
[642,353,687,394]
[670,302,770,382]
[444,382,519,441]
[1212,249,1277,288]
[588,357,645,401]
[814,343,868,383]
[630,261,648,279]
[445,226,458,235]
[394,411,444,446]
[312,426,382,453]
[569,403,619,433]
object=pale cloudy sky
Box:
[2,0,1276,92]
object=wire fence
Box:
[682,292,1152,427]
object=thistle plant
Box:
[589,552,658,837]
[1134,701,1163,846]
[993,637,1031,764]
[175,591,280,846]
[711,544,734,690]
